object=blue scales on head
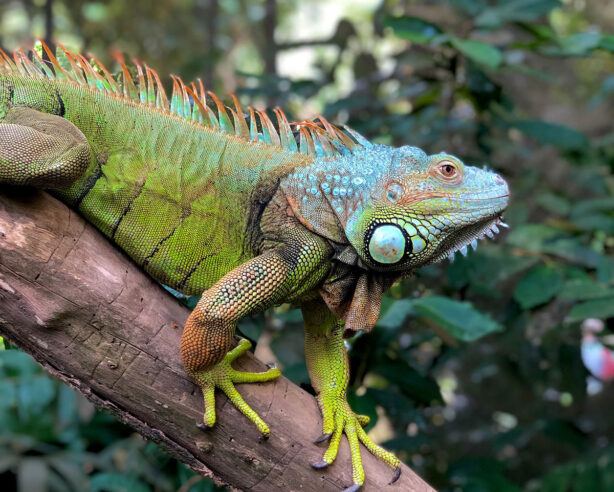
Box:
[281,138,509,273]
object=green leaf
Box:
[570,197,614,217]
[558,278,614,301]
[372,359,443,404]
[600,34,614,51]
[18,376,56,415]
[0,350,39,377]
[535,192,571,216]
[451,37,502,69]
[542,240,603,268]
[571,214,614,234]
[377,299,415,329]
[514,265,564,309]
[411,296,503,341]
[90,473,151,492]
[506,224,565,251]
[0,380,16,409]
[567,297,614,322]
[532,463,576,492]
[512,119,587,149]
[597,256,614,285]
[474,0,560,28]
[556,32,602,55]
[384,16,442,43]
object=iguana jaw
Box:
[430,213,508,264]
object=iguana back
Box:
[0,49,318,294]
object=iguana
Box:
[0,43,509,491]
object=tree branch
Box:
[0,189,435,492]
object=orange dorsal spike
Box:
[257,110,281,146]
[274,108,298,152]
[113,52,138,100]
[229,93,250,138]
[57,44,86,83]
[74,52,106,88]
[0,43,366,157]
[149,67,168,108]
[184,85,210,122]
[316,115,356,150]
[39,40,69,79]
[88,54,120,92]
[298,126,316,155]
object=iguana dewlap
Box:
[0,43,509,491]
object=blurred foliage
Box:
[1,0,614,491]
[0,347,222,492]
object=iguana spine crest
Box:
[0,41,367,158]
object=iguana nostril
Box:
[493,174,505,185]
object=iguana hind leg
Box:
[0,107,91,188]
[303,299,401,490]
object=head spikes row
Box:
[0,41,373,158]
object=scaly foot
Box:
[189,338,281,437]
[312,397,401,491]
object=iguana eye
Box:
[367,224,407,264]
[438,161,457,178]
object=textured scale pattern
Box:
[180,233,332,371]
[0,43,510,490]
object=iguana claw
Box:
[314,433,332,444]
[189,339,281,437]
[389,467,402,484]
[341,485,361,492]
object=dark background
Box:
[1,0,614,491]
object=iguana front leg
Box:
[303,299,401,491]
[0,107,91,187]
[181,238,332,437]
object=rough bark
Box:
[0,188,435,492]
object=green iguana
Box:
[0,43,509,491]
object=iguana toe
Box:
[313,399,400,490]
[189,339,281,437]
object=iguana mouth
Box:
[434,214,509,263]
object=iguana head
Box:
[283,143,509,274]
[342,145,509,272]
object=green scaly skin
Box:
[0,45,509,490]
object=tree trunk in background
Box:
[44,0,53,48]
[203,0,218,88]
[0,189,435,492]
[264,0,277,77]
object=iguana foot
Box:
[189,339,281,437]
[312,397,401,490]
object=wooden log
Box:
[0,188,435,492]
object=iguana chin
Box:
[0,43,509,491]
